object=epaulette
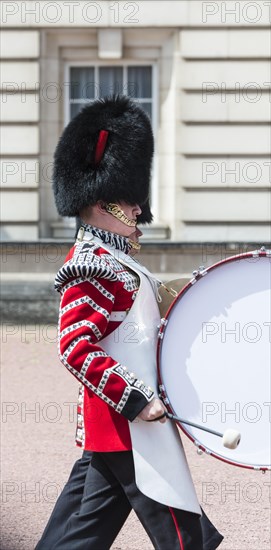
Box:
[54,242,118,291]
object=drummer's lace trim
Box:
[113,365,154,403]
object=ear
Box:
[96,201,108,215]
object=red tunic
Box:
[55,235,154,451]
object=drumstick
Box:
[165,413,241,449]
[165,412,223,437]
[147,412,222,435]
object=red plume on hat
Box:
[53,95,154,224]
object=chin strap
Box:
[128,239,141,252]
[105,203,141,251]
[105,203,137,227]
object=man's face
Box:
[80,201,143,247]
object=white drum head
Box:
[158,252,271,470]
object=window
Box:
[67,65,154,124]
[64,62,158,222]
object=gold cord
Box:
[160,283,178,297]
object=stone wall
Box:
[1,1,270,243]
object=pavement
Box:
[1,325,270,550]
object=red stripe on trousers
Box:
[169,507,185,550]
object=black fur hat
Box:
[53,95,154,224]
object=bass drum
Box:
[157,250,271,471]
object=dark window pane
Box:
[127,66,152,98]
[99,67,123,97]
[70,102,85,119]
[70,68,95,100]
[139,102,152,120]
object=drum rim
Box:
[157,249,271,471]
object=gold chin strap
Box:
[105,203,137,227]
[128,239,141,252]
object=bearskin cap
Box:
[53,95,154,224]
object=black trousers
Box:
[36,451,223,550]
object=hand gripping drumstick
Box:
[148,413,241,450]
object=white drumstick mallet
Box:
[165,412,241,450]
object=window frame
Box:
[64,60,159,219]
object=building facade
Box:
[1,0,271,244]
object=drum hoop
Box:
[160,249,269,324]
[157,249,271,471]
